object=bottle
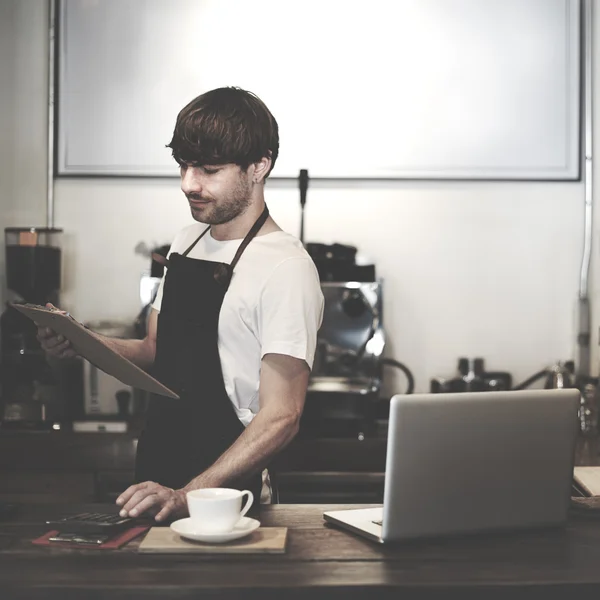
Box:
[457,357,485,393]
[577,375,598,436]
[544,361,574,389]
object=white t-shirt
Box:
[152,225,324,427]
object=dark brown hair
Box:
[167,87,279,178]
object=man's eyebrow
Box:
[176,157,224,168]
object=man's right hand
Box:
[36,303,77,359]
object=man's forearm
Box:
[89,332,155,371]
[182,407,299,491]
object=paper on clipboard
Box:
[11,303,179,399]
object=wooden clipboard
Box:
[11,303,179,399]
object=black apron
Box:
[135,207,270,503]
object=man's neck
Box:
[210,199,266,242]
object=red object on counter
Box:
[32,526,149,550]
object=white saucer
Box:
[170,517,260,544]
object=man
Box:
[38,87,324,522]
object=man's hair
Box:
[167,87,279,178]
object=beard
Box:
[187,176,252,225]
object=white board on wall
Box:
[57,0,581,180]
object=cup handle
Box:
[239,490,254,518]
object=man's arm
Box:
[184,351,308,488]
[37,305,158,371]
[91,308,158,370]
[117,351,309,520]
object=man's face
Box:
[180,163,253,225]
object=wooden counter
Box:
[3,501,600,599]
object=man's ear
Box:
[252,155,272,184]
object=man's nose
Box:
[181,167,202,195]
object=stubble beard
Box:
[189,177,252,225]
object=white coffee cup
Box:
[186,488,254,533]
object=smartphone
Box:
[48,532,110,545]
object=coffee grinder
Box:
[0,227,65,428]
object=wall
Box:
[0,0,49,310]
[2,0,598,396]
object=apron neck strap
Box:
[213,205,269,288]
[180,205,270,288]
[182,205,270,262]
[228,205,270,272]
[182,225,211,257]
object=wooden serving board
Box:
[138,527,288,554]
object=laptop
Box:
[324,388,580,543]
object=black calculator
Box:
[46,512,136,534]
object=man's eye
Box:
[203,167,219,175]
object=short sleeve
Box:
[151,275,166,312]
[256,257,324,369]
[150,227,189,313]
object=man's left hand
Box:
[116,481,188,522]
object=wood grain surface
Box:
[3,501,600,599]
[138,526,288,554]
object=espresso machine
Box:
[300,238,388,438]
[295,171,414,438]
[0,227,78,428]
[302,258,386,438]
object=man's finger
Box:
[46,303,67,315]
[56,341,72,353]
[155,499,176,522]
[36,329,54,342]
[121,485,159,515]
[127,493,160,518]
[121,485,147,508]
[116,482,149,506]
[41,336,59,349]
[41,336,66,351]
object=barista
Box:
[38,87,324,521]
